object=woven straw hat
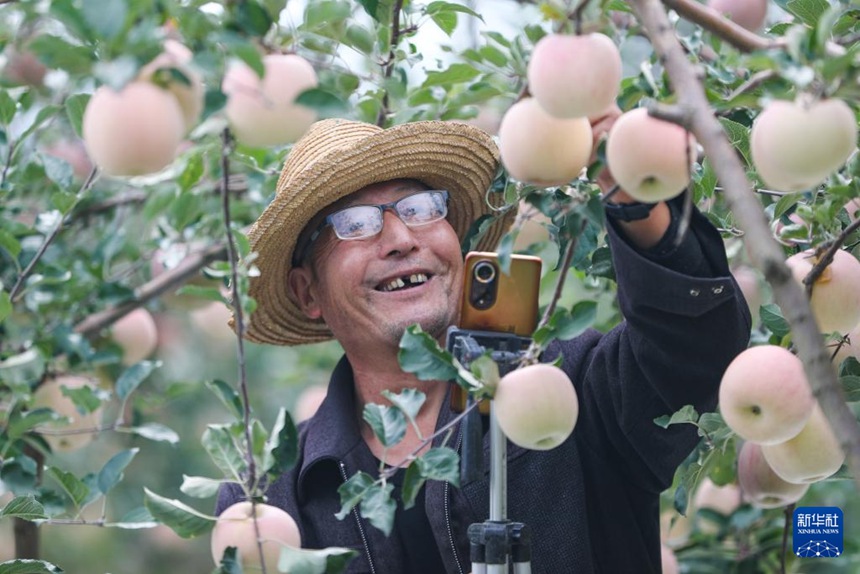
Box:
[243,118,514,346]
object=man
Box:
[217,116,751,573]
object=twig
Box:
[780,504,794,574]
[630,0,860,496]
[661,0,773,53]
[376,0,406,127]
[9,166,99,303]
[570,0,593,35]
[73,242,227,338]
[804,218,860,292]
[726,70,778,102]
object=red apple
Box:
[138,39,204,133]
[707,0,768,32]
[719,345,814,445]
[111,308,159,366]
[693,478,742,515]
[737,441,809,508]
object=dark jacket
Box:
[217,205,752,573]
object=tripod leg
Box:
[489,402,507,521]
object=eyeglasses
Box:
[293,190,450,265]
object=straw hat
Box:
[243,118,515,346]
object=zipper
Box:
[339,460,377,574]
[444,426,466,574]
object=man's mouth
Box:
[376,273,431,292]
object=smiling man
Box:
[216,117,751,573]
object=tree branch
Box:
[629,0,860,494]
[376,0,406,127]
[661,0,774,53]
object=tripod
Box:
[446,327,534,574]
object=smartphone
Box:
[449,251,542,412]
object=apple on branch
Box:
[718,345,814,445]
[32,374,103,452]
[211,501,302,571]
[737,440,809,509]
[785,249,860,335]
[707,0,768,32]
[761,404,846,484]
[111,308,159,366]
[493,363,579,451]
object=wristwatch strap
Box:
[603,200,659,222]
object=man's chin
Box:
[385,316,452,346]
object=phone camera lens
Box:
[474,261,496,284]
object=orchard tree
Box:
[1,0,859,573]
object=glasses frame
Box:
[292,190,450,266]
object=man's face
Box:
[288,180,464,350]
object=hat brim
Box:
[244,120,514,346]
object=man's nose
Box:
[377,209,417,256]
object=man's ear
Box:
[287,266,322,320]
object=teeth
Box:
[381,273,428,292]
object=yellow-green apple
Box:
[111,308,159,366]
[294,384,328,423]
[737,440,809,508]
[605,107,696,202]
[693,478,742,515]
[732,265,763,326]
[222,54,318,148]
[661,543,679,574]
[211,501,302,570]
[707,0,768,31]
[761,404,846,484]
[138,39,204,133]
[751,97,857,192]
[32,374,102,452]
[527,33,622,119]
[82,81,185,176]
[493,363,578,450]
[785,249,860,334]
[498,98,593,187]
[719,345,814,444]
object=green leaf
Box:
[416,446,459,487]
[28,35,94,75]
[785,0,830,27]
[356,0,380,21]
[81,0,127,39]
[294,88,349,119]
[214,547,242,574]
[336,471,375,520]
[0,291,11,323]
[107,506,158,529]
[143,488,215,539]
[0,91,16,125]
[345,24,375,54]
[174,285,226,303]
[0,229,21,259]
[65,93,90,138]
[0,559,64,574]
[231,0,274,36]
[277,546,359,574]
[421,64,480,88]
[654,404,699,429]
[381,388,425,422]
[760,304,791,338]
[178,153,205,191]
[398,325,459,382]
[7,408,61,441]
[718,118,752,168]
[426,1,481,19]
[231,44,265,78]
[360,482,396,536]
[128,422,180,445]
[841,375,860,402]
[0,496,47,521]
[533,301,597,346]
[46,467,91,508]
[264,407,298,476]
[0,457,38,494]
[115,360,158,401]
[16,105,61,144]
[400,462,425,510]
[362,403,406,447]
[97,448,139,494]
[305,0,352,27]
[773,193,803,220]
[202,424,247,480]
[430,12,457,36]
[205,379,244,418]
[181,475,226,499]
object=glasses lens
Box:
[329,205,383,240]
[396,191,447,226]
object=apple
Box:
[138,39,204,133]
[223,54,318,148]
[190,302,235,346]
[527,33,622,119]
[32,374,102,452]
[707,0,768,32]
[718,345,814,445]
[761,404,846,484]
[111,308,159,366]
[2,46,47,87]
[785,249,860,334]
[751,98,857,192]
[42,139,94,181]
[732,265,763,326]
[498,98,593,187]
[661,543,679,574]
[693,478,741,516]
[82,81,185,176]
[605,107,697,202]
[211,501,302,570]
[294,384,328,423]
[493,364,578,451]
[737,441,809,508]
